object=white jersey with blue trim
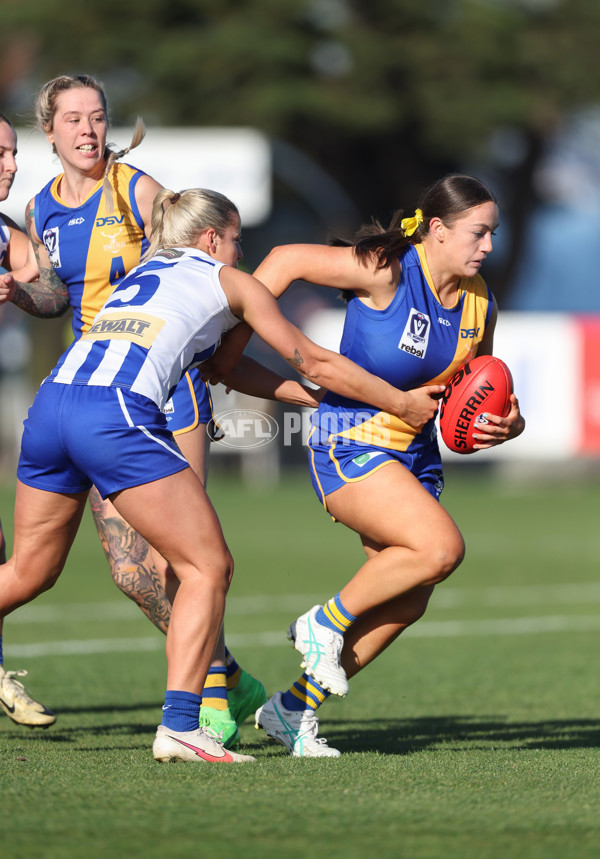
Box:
[49,247,239,408]
[0,215,10,269]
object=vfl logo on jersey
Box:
[43,227,61,268]
[398,309,430,359]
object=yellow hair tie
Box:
[400,208,423,237]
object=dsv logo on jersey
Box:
[209,409,279,449]
[95,215,125,227]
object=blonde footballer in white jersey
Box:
[2,77,265,746]
[0,188,443,764]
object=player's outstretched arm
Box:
[221,355,322,408]
[221,267,444,429]
[254,243,399,301]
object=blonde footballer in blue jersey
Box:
[250,174,525,757]
[34,161,150,339]
[0,186,438,764]
[0,75,263,747]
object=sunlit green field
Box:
[1,467,599,859]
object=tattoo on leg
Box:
[88,488,171,634]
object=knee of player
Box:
[14,560,63,600]
[203,548,234,592]
[422,532,465,585]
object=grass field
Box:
[1,466,599,858]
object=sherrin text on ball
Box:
[439,355,513,454]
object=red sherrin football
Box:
[439,355,513,454]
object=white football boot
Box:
[255,692,341,758]
[287,605,349,697]
[153,724,255,763]
[0,667,56,728]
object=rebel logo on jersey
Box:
[398,308,431,359]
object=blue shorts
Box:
[164,368,213,435]
[17,382,190,499]
[307,427,444,512]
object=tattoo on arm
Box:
[11,201,71,317]
[289,349,304,369]
[11,277,70,318]
[88,488,171,635]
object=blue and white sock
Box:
[161,690,202,732]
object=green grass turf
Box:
[1,467,599,858]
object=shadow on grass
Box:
[3,713,599,755]
[48,701,161,716]
[323,715,600,754]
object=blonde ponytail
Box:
[102,117,146,213]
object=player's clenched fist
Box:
[0,272,16,305]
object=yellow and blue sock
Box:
[161,690,202,732]
[315,593,357,636]
[201,666,229,712]
[224,647,241,691]
[282,672,331,712]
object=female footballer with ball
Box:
[0,187,443,763]
[250,173,525,756]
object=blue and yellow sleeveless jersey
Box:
[34,162,149,340]
[311,242,493,453]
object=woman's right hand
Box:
[400,385,445,430]
[0,273,16,305]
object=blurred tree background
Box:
[2,0,600,305]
